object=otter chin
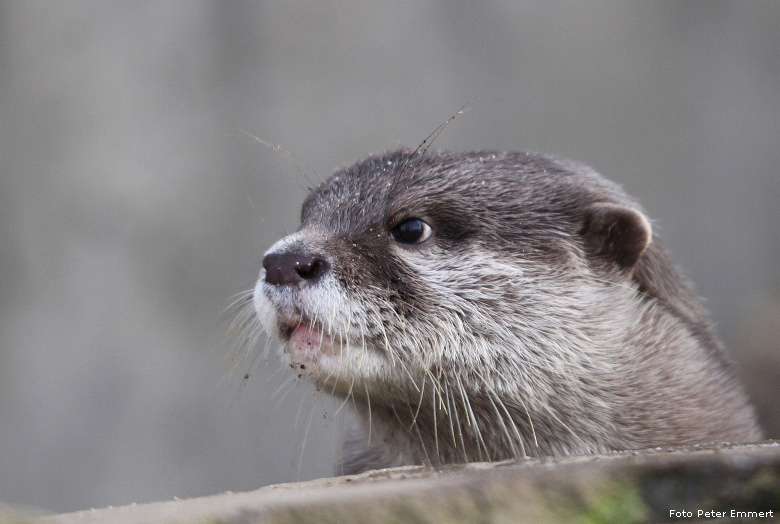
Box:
[252,149,762,475]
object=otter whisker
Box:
[445,379,469,462]
[396,355,422,394]
[382,323,421,392]
[545,406,591,451]
[295,398,319,481]
[472,367,527,456]
[222,303,270,400]
[377,318,395,368]
[253,327,272,363]
[321,307,346,391]
[363,382,372,447]
[293,379,311,428]
[333,374,357,416]
[358,323,367,370]
[389,399,413,437]
[514,393,539,448]
[495,394,526,457]
[405,401,432,467]
[431,382,441,463]
[442,379,458,452]
[424,368,448,415]
[456,375,490,462]
[224,288,254,314]
[223,295,255,360]
[267,381,299,415]
[238,130,321,189]
[269,375,298,407]
[484,392,521,459]
[410,373,426,430]
[394,95,479,184]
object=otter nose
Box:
[262,252,330,286]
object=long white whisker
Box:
[295,398,318,481]
[364,382,372,447]
[411,373,427,429]
[472,368,526,457]
[431,382,440,463]
[515,394,538,448]
[443,380,458,450]
[456,375,489,461]
[547,407,590,450]
[484,391,520,459]
[334,376,356,416]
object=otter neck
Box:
[344,386,607,471]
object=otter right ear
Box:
[582,203,652,271]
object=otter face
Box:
[254,150,652,406]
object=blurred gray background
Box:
[1,1,778,514]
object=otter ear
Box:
[582,203,652,271]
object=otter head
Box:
[252,149,761,469]
[255,149,652,417]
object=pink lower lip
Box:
[288,323,332,360]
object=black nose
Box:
[262,252,330,286]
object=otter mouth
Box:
[276,312,334,364]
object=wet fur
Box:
[252,150,762,475]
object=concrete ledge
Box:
[28,441,780,523]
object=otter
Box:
[252,149,762,475]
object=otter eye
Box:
[390,218,433,244]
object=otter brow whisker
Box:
[237,130,321,189]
